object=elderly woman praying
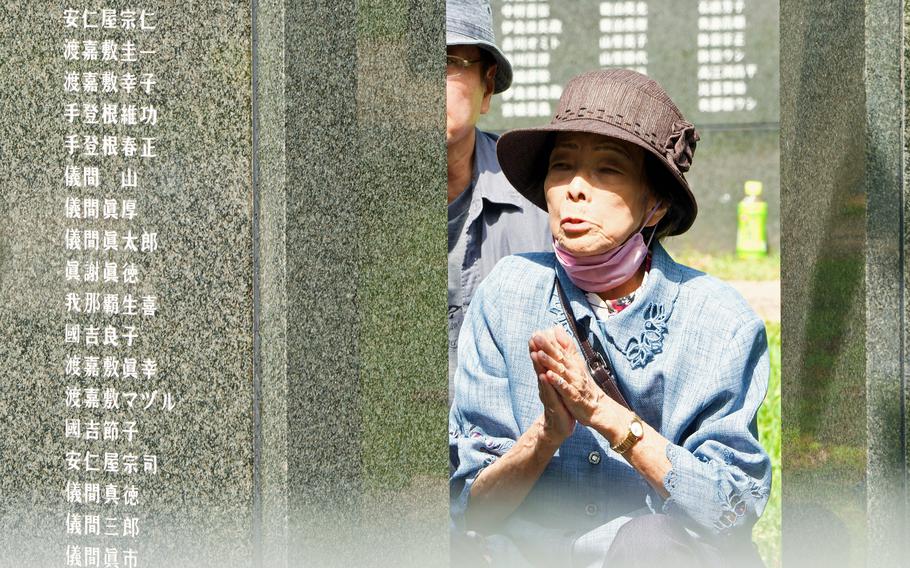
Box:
[449,69,771,568]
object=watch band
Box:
[611,413,643,454]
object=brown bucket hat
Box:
[496,69,700,236]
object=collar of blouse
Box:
[549,242,683,370]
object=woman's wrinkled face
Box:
[544,131,665,256]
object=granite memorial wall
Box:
[0,1,446,566]
[480,0,781,254]
[4,1,910,568]
[781,1,909,567]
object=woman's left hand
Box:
[529,326,622,429]
[531,327,672,498]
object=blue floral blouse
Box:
[449,244,771,566]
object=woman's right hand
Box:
[530,335,576,443]
[468,336,578,531]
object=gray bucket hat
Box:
[446,0,513,94]
[496,69,700,236]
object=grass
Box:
[754,321,781,568]
[667,248,781,281]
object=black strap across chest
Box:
[554,278,632,411]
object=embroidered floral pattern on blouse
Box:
[624,302,669,368]
[713,484,767,533]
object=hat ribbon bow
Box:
[665,121,700,173]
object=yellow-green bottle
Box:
[736,180,768,259]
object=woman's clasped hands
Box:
[528,326,623,444]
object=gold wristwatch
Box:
[611,413,644,455]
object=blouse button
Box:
[588,451,601,465]
[584,503,599,517]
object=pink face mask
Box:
[553,203,661,293]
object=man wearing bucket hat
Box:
[449,69,770,567]
[446,0,550,402]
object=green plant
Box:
[666,248,781,281]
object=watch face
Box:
[630,420,644,437]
